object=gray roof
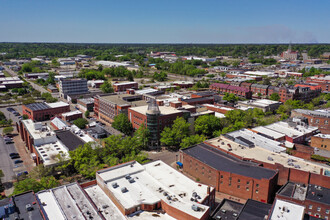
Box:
[55,130,85,151]
[13,192,43,220]
[237,199,272,220]
[25,102,50,111]
[306,184,330,205]
[182,143,277,180]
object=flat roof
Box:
[84,185,126,220]
[130,104,195,116]
[47,101,70,108]
[207,136,329,174]
[294,109,330,118]
[306,184,330,205]
[99,94,147,107]
[237,199,271,220]
[270,199,305,220]
[25,102,50,111]
[211,199,243,220]
[252,126,286,140]
[182,143,277,180]
[55,130,85,151]
[228,129,286,153]
[238,99,280,108]
[34,141,69,166]
[61,110,82,117]
[78,97,95,104]
[113,81,138,86]
[97,160,211,219]
[314,133,330,139]
[48,183,102,220]
[265,121,318,138]
[37,191,66,220]
[13,192,43,220]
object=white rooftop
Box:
[84,185,126,220]
[96,60,130,67]
[51,117,68,130]
[39,183,102,220]
[314,133,330,139]
[270,199,305,220]
[61,110,82,117]
[239,99,281,107]
[97,160,211,219]
[244,71,276,77]
[135,88,158,95]
[207,135,329,175]
[47,101,70,108]
[265,121,318,138]
[113,81,138,86]
[228,129,286,153]
[252,126,286,140]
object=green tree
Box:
[270,93,280,101]
[100,81,114,93]
[194,115,223,137]
[73,118,88,129]
[127,71,134,81]
[160,117,190,148]
[134,123,149,150]
[223,93,239,103]
[2,126,14,135]
[97,64,103,72]
[84,110,90,118]
[180,134,206,149]
[13,176,59,195]
[112,113,132,136]
[22,114,29,120]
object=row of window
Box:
[308,205,329,214]
[311,118,329,124]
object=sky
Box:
[0,0,329,43]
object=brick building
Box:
[95,160,215,220]
[77,97,94,112]
[172,81,194,88]
[113,81,138,92]
[22,102,70,121]
[180,143,278,203]
[16,120,69,166]
[61,110,83,121]
[306,75,330,92]
[250,84,269,96]
[278,86,321,103]
[210,83,252,99]
[94,94,147,125]
[205,135,330,188]
[291,109,330,134]
[311,134,330,151]
[276,182,330,219]
[128,99,195,146]
[179,97,214,106]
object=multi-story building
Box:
[210,83,252,99]
[306,74,330,92]
[276,182,330,219]
[311,134,330,151]
[237,99,281,112]
[279,86,321,103]
[61,110,83,121]
[95,160,215,220]
[180,143,278,203]
[205,134,330,187]
[250,84,269,96]
[113,81,138,92]
[16,119,69,166]
[94,94,147,125]
[77,97,95,112]
[291,109,330,134]
[59,78,88,99]
[128,99,195,146]
[22,101,70,121]
[281,47,299,60]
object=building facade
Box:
[22,102,70,121]
[59,78,88,99]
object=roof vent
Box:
[121,187,128,193]
[112,182,118,188]
[191,205,200,212]
[129,178,135,183]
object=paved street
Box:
[0,136,17,184]
[3,66,17,77]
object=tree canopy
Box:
[73,118,88,129]
[160,117,191,149]
[100,81,114,93]
[112,113,133,136]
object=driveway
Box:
[146,150,179,166]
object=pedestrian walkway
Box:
[13,133,35,172]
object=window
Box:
[309,205,313,209]
[316,119,320,124]
[325,120,328,125]
[220,175,223,179]
[229,182,231,186]
[220,181,223,184]
[326,209,329,214]
[317,207,321,212]
[246,181,250,185]
[256,189,259,194]
[256,184,259,187]
[311,119,313,123]
[237,185,240,189]
[238,179,240,183]
[246,187,249,191]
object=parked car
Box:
[9,153,19,157]
[14,160,23,164]
[10,155,20,159]
[17,171,28,177]
[5,140,12,144]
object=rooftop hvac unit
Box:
[125,174,131,179]
[191,205,200,212]
[267,156,274,161]
[112,182,118,188]
[129,178,135,183]
[121,187,128,193]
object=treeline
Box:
[78,66,140,80]
[1,43,330,59]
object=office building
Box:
[22,101,70,121]
[113,81,138,92]
[59,78,88,99]
[237,99,281,112]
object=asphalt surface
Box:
[0,136,19,188]
[146,150,178,166]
